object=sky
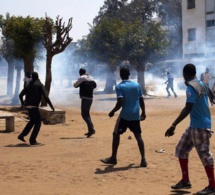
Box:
[0,0,106,42]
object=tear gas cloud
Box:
[1,8,215,109]
[1,45,215,110]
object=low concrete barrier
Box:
[39,107,66,124]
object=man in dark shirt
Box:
[73,68,97,138]
[18,72,55,145]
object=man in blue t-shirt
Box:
[165,64,215,195]
[165,72,177,98]
[100,66,147,167]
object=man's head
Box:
[166,72,170,75]
[183,63,196,81]
[31,72,39,81]
[120,66,130,80]
[79,68,86,76]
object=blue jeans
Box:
[81,99,95,133]
[166,84,177,97]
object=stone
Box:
[39,107,66,124]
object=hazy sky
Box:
[0,0,105,41]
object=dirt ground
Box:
[1,87,215,195]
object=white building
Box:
[182,0,215,66]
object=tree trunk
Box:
[23,55,34,73]
[6,61,15,97]
[103,64,116,94]
[12,67,22,105]
[41,54,53,106]
[137,69,146,95]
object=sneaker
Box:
[197,186,215,195]
[140,159,147,167]
[100,157,117,165]
[171,180,192,189]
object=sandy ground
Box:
[1,87,215,195]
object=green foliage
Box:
[79,17,169,69]
[89,17,126,64]
[93,0,128,25]
[0,37,15,61]
[122,20,169,66]
[3,16,45,58]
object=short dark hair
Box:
[183,63,196,78]
[79,68,86,75]
[31,72,39,80]
[120,66,130,78]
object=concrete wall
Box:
[182,0,206,57]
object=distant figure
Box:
[18,72,55,145]
[100,66,147,167]
[200,67,214,88]
[165,64,215,195]
[165,72,177,98]
[73,68,97,138]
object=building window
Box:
[206,0,215,13]
[188,28,196,41]
[206,28,215,46]
[207,20,215,27]
[187,0,195,9]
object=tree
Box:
[42,16,73,105]
[116,0,170,94]
[2,15,45,73]
[122,20,169,94]
[0,14,16,97]
[84,17,126,93]
[0,37,16,96]
[157,0,182,59]
[93,0,128,25]
[12,60,23,104]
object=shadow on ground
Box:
[95,163,144,174]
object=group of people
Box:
[17,64,215,195]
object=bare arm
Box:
[165,102,193,137]
[19,89,26,106]
[139,97,146,121]
[109,97,123,117]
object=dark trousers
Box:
[19,108,41,144]
[81,99,95,133]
